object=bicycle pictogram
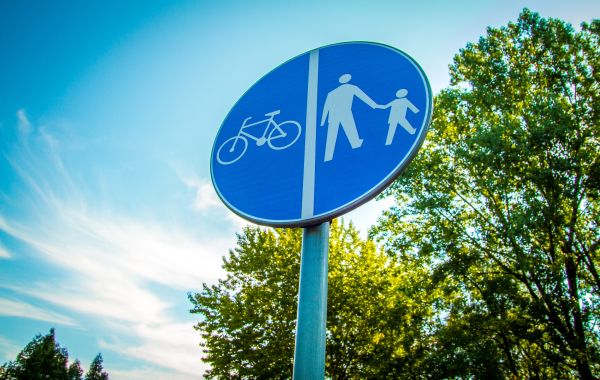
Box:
[216,110,302,165]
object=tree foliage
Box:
[374,8,599,379]
[190,9,598,379]
[189,220,437,379]
[0,329,109,380]
[190,225,300,379]
[84,354,108,380]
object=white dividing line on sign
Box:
[301,49,319,219]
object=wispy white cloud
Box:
[0,240,11,259]
[181,175,221,212]
[101,322,210,377]
[174,166,249,230]
[0,201,223,376]
[0,112,234,377]
[0,336,20,362]
[16,109,32,136]
[0,298,76,327]
[109,367,202,380]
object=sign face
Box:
[211,42,432,227]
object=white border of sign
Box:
[211,41,433,228]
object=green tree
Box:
[67,360,83,380]
[84,354,108,380]
[326,221,436,378]
[0,329,107,380]
[190,225,300,379]
[373,9,599,379]
[189,220,435,379]
[1,328,73,380]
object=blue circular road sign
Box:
[211,42,432,227]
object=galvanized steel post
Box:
[292,222,330,379]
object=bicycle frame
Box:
[240,115,275,141]
[231,112,283,150]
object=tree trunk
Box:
[565,256,594,380]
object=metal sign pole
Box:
[293,222,330,379]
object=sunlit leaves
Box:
[190,221,439,379]
[375,8,599,379]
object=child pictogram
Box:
[381,89,420,145]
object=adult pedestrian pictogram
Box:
[321,73,378,162]
[211,42,432,227]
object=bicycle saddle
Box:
[264,110,281,117]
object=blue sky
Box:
[0,1,597,378]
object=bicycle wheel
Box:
[267,120,302,150]
[216,136,248,165]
